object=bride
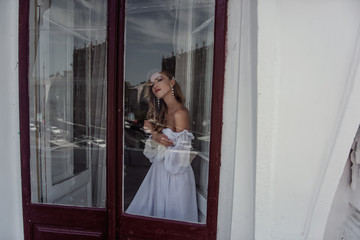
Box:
[126,70,198,222]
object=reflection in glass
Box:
[123,0,215,223]
[29,0,107,207]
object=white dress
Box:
[126,128,198,222]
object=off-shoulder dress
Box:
[126,128,198,222]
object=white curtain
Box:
[172,0,215,222]
[29,0,107,207]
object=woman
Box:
[126,70,198,222]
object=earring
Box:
[171,86,175,98]
[157,98,160,109]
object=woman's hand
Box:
[143,120,154,134]
[144,120,173,146]
[152,132,174,147]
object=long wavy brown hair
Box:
[144,70,185,133]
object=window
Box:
[19,0,226,239]
[123,0,215,224]
[28,0,108,208]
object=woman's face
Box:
[150,72,173,99]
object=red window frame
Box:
[19,0,227,239]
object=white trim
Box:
[217,0,257,239]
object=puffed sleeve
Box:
[163,130,194,174]
[143,136,167,163]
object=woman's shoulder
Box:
[174,106,189,117]
[173,106,190,132]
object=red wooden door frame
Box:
[19,0,227,239]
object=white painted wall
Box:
[219,0,360,239]
[256,1,360,240]
[0,1,24,240]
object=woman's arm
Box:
[144,120,173,146]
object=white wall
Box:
[256,0,360,239]
[0,1,24,239]
[219,1,360,239]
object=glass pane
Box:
[29,0,107,207]
[123,0,215,223]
